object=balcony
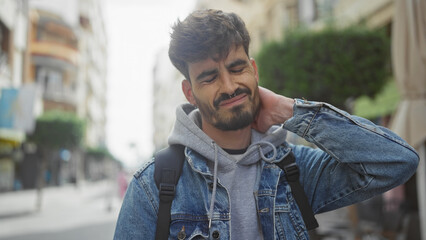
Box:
[30,41,79,66]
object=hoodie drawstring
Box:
[207,141,280,230]
[209,141,219,229]
[255,141,278,162]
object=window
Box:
[36,67,63,97]
[0,20,10,74]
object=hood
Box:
[168,103,287,170]
[168,103,288,231]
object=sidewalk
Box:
[0,180,122,239]
[0,182,375,240]
[311,206,356,240]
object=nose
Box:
[220,72,237,95]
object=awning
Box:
[390,0,426,238]
[390,0,426,148]
[0,128,25,147]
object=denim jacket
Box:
[114,100,419,240]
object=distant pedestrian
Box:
[114,9,419,239]
[117,171,128,199]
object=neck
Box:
[201,118,251,150]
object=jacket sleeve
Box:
[283,99,419,214]
[114,163,157,240]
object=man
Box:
[114,9,419,239]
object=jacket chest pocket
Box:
[169,217,229,240]
[169,219,209,240]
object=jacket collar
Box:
[185,147,212,175]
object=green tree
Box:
[28,110,84,210]
[256,26,390,110]
[86,147,114,160]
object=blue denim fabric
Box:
[114,100,419,240]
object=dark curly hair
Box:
[168,9,251,81]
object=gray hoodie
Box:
[168,103,287,239]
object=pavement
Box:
[0,180,371,240]
[311,207,357,240]
[0,180,122,240]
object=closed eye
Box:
[227,59,248,74]
[230,68,244,73]
[202,74,217,84]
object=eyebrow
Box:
[226,58,248,69]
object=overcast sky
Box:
[104,0,196,168]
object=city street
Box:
[0,180,121,240]
[0,179,356,240]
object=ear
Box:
[182,79,196,105]
[250,58,259,83]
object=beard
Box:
[194,87,260,131]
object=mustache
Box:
[213,88,252,108]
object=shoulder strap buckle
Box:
[159,183,176,198]
[283,162,300,182]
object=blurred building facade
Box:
[196,0,294,55]
[76,0,108,148]
[0,0,31,191]
[152,48,186,151]
[326,0,393,28]
[28,8,79,112]
[0,0,109,191]
[28,0,108,148]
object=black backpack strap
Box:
[154,144,185,240]
[275,150,319,230]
